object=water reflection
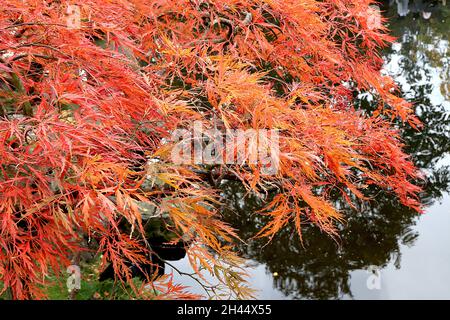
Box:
[221,183,420,299]
[216,3,450,299]
[391,0,442,19]
[383,1,450,199]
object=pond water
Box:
[169,3,450,299]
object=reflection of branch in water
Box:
[164,260,219,298]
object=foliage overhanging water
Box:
[169,3,450,299]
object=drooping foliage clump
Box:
[0,0,421,299]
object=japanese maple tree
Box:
[0,0,421,299]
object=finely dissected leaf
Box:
[0,0,422,299]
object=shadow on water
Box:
[215,2,450,299]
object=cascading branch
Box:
[0,0,422,299]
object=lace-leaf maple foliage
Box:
[0,0,421,299]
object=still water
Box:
[170,3,450,299]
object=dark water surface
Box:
[170,4,450,299]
